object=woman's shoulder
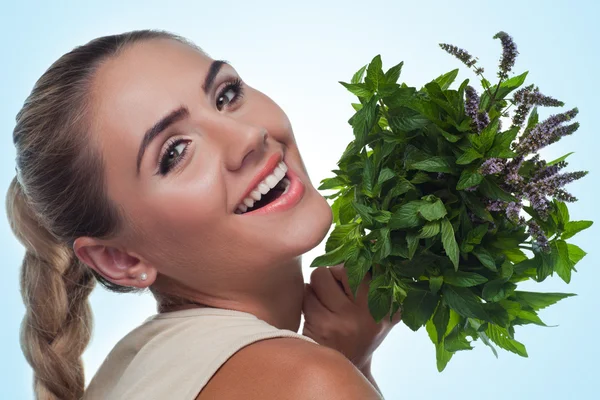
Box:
[197,336,382,400]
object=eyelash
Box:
[156,77,246,176]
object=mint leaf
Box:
[456,148,483,165]
[485,324,528,357]
[441,218,459,270]
[442,286,490,321]
[419,199,447,221]
[548,151,574,166]
[512,291,576,311]
[351,64,367,84]
[365,54,384,91]
[433,68,459,91]
[562,220,593,240]
[384,61,404,85]
[419,221,441,238]
[472,246,497,271]
[402,290,440,331]
[443,270,488,287]
[430,276,444,295]
[409,157,454,173]
[432,302,450,343]
[389,200,426,229]
[368,274,393,323]
[456,168,484,190]
[339,81,373,98]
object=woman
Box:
[6,29,401,399]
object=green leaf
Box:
[351,64,368,84]
[512,291,576,311]
[555,200,570,225]
[548,152,574,166]
[479,178,518,202]
[368,274,392,322]
[377,167,396,186]
[365,54,384,91]
[567,243,586,265]
[318,176,346,190]
[426,319,454,372]
[339,81,373,98]
[486,324,528,357]
[325,223,358,253]
[472,247,497,271]
[479,119,500,153]
[347,249,372,298]
[433,68,459,91]
[384,61,404,85]
[429,276,444,295]
[488,127,519,158]
[352,201,374,227]
[562,220,593,240]
[409,157,454,173]
[443,270,488,287]
[465,223,489,245]
[406,232,419,260]
[310,242,351,268]
[456,148,483,165]
[432,302,450,343]
[442,286,490,321]
[402,290,440,331]
[389,200,426,229]
[419,221,441,238]
[441,218,459,270]
[456,168,484,190]
[351,96,379,147]
[419,199,448,221]
[444,326,473,352]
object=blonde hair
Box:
[5,29,208,399]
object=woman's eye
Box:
[158,139,190,176]
[216,78,244,111]
[216,88,235,110]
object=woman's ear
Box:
[72,237,156,288]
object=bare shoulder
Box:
[196,336,382,400]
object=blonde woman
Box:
[7,29,401,400]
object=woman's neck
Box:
[155,257,306,332]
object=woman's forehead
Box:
[91,40,213,148]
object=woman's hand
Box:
[301,263,402,372]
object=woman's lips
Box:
[237,161,305,216]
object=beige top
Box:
[83,307,318,400]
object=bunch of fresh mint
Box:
[311,31,592,371]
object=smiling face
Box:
[90,38,332,296]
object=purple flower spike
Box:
[494,31,519,81]
[465,86,480,121]
[480,158,506,175]
[516,108,579,155]
[439,43,479,68]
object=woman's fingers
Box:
[302,284,330,320]
[308,265,350,313]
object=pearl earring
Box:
[139,272,148,281]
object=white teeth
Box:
[236,160,291,214]
[250,190,262,201]
[257,182,270,195]
[265,174,279,189]
[273,166,285,180]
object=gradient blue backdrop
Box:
[1,1,598,399]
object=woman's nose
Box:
[214,116,269,171]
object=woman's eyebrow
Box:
[136,59,231,176]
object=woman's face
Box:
[90,38,332,292]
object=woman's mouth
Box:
[234,161,305,216]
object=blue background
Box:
[1,1,598,398]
